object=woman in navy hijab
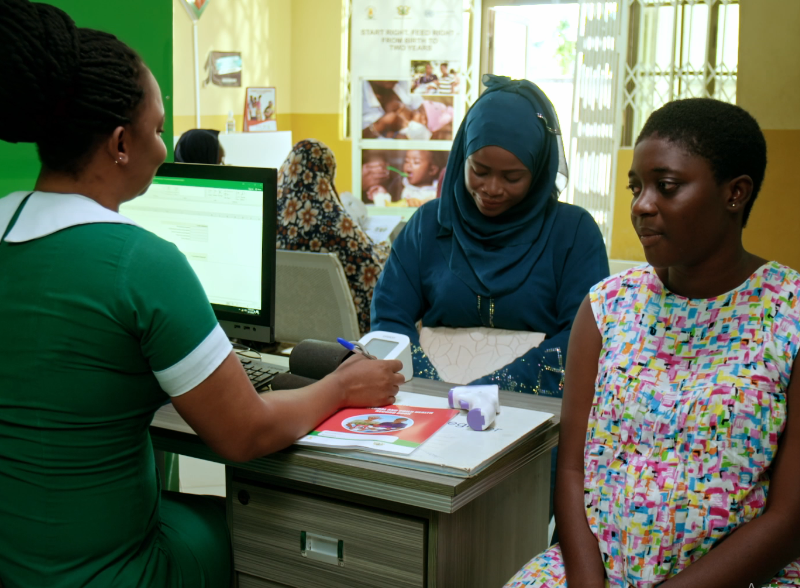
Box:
[371,75,609,395]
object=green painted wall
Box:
[0,0,173,197]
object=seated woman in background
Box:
[174,128,224,164]
[0,3,403,586]
[371,75,609,395]
[505,99,800,587]
[277,139,389,335]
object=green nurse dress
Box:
[0,192,234,587]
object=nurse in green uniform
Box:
[0,3,404,587]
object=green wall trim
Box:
[0,0,173,197]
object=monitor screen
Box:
[364,338,399,360]
[121,163,277,343]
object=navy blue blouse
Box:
[371,199,609,396]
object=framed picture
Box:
[205,51,242,87]
[244,87,277,132]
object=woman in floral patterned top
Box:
[276,139,389,335]
[505,99,800,587]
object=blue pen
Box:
[337,337,376,360]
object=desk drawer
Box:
[237,572,291,588]
[231,481,426,588]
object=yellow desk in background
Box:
[150,376,560,588]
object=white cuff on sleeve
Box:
[154,324,233,397]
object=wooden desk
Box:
[150,378,561,588]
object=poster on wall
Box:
[351,1,463,80]
[244,87,277,132]
[205,51,242,87]
[351,0,466,207]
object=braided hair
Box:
[636,98,767,226]
[0,0,146,175]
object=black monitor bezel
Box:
[151,162,277,344]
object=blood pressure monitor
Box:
[358,331,414,382]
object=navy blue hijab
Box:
[437,75,568,297]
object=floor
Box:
[180,456,226,496]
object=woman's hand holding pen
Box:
[329,354,404,408]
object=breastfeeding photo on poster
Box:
[361,149,449,208]
[362,80,454,141]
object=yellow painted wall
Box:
[610,0,800,269]
[289,0,342,115]
[608,149,641,262]
[172,0,352,191]
[737,0,800,130]
[737,0,800,269]
[287,0,351,191]
[742,130,800,268]
[172,0,292,122]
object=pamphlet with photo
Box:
[297,405,458,455]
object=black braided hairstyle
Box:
[0,0,146,175]
[636,98,767,226]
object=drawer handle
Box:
[300,531,344,567]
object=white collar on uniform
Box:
[0,191,137,243]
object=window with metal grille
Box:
[620,0,740,147]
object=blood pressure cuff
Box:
[271,339,353,390]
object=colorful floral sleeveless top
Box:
[586,261,800,585]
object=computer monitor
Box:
[121,163,277,343]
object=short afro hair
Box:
[635,98,767,226]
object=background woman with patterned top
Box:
[276,139,389,335]
[505,99,800,587]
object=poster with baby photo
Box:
[244,87,277,132]
[362,80,455,141]
[410,60,461,95]
[361,149,449,207]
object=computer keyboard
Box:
[237,355,284,391]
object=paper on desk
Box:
[296,405,458,455]
[363,215,403,243]
[299,390,554,476]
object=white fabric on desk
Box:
[419,326,546,385]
